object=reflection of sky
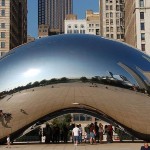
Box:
[0,34,150,92]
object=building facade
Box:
[38,0,73,36]
[0,0,27,57]
[124,0,150,55]
[86,10,100,35]
[27,35,35,43]
[64,10,100,35]
[100,0,125,41]
[65,15,86,34]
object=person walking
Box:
[72,124,80,146]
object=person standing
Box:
[6,135,11,148]
[72,124,80,146]
[94,122,99,143]
[79,124,82,144]
[89,123,96,144]
[99,123,104,143]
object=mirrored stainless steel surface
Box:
[0,34,150,142]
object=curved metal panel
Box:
[0,34,150,142]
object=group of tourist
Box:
[72,122,113,145]
[40,124,70,144]
[40,122,114,145]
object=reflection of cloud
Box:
[23,69,40,78]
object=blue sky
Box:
[27,0,99,38]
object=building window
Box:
[111,34,114,38]
[68,25,71,28]
[110,27,113,32]
[106,19,109,25]
[117,34,120,39]
[141,44,145,51]
[80,24,84,28]
[140,12,144,19]
[139,0,144,7]
[96,29,99,35]
[1,42,5,48]
[116,19,120,25]
[117,27,120,32]
[106,27,109,32]
[96,24,99,27]
[73,114,79,121]
[110,12,113,18]
[80,30,85,34]
[74,30,78,33]
[106,13,109,18]
[106,0,108,3]
[1,32,5,38]
[106,5,109,10]
[1,23,5,28]
[1,0,5,6]
[110,19,113,25]
[74,25,78,28]
[141,33,145,40]
[1,9,5,16]
[121,34,124,39]
[140,23,145,30]
[110,5,113,10]
[106,34,109,38]
[116,5,120,11]
[1,51,6,56]
[116,13,119,18]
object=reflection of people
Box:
[90,123,96,144]
[0,110,3,117]
[99,123,103,143]
[141,142,150,150]
[78,124,82,143]
[6,135,11,148]
[72,124,79,146]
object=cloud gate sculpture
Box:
[0,34,150,143]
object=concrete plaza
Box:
[0,142,143,150]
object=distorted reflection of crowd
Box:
[40,122,113,145]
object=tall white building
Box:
[100,0,125,41]
[64,10,100,35]
[125,0,150,55]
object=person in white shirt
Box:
[6,135,10,148]
[72,124,80,145]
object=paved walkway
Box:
[0,143,143,150]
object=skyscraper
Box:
[0,0,27,57]
[38,0,73,37]
[100,0,125,41]
[124,0,150,55]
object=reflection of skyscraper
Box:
[0,0,27,57]
[38,0,73,37]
